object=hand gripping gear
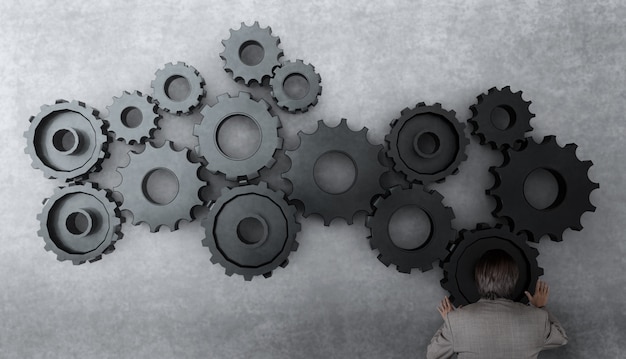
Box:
[151,62,206,115]
[270,60,322,113]
[104,90,160,144]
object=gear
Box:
[487,135,598,242]
[104,90,160,144]
[201,182,300,281]
[283,119,387,225]
[270,60,322,113]
[440,223,543,307]
[151,62,206,115]
[24,99,109,182]
[194,92,282,181]
[37,183,123,265]
[468,86,534,149]
[115,141,206,232]
[220,21,283,86]
[385,102,469,184]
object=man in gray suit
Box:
[427,250,568,358]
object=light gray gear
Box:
[194,92,283,181]
[104,91,160,144]
[38,183,123,265]
[115,141,207,232]
[24,99,109,182]
[270,59,322,113]
[151,62,206,115]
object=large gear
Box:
[487,135,598,242]
[220,21,283,86]
[440,223,543,307]
[37,183,123,265]
[24,99,109,181]
[468,86,535,149]
[194,92,282,181]
[104,90,160,144]
[115,141,206,232]
[385,102,469,184]
[201,182,300,281]
[283,119,387,225]
[151,62,206,115]
[270,60,322,113]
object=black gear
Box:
[468,86,534,149]
[37,183,123,265]
[365,185,455,273]
[440,223,543,307]
[270,60,322,113]
[194,92,282,181]
[283,119,387,225]
[104,90,160,144]
[385,102,469,184]
[201,182,300,281]
[487,135,599,242]
[151,62,206,115]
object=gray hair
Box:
[474,249,520,300]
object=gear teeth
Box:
[377,254,392,267]
[263,272,273,279]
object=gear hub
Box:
[104,90,160,144]
[270,60,322,113]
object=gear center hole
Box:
[313,151,357,195]
[66,210,92,236]
[388,205,432,250]
[283,73,310,100]
[142,168,180,205]
[237,216,268,245]
[216,115,262,160]
[239,41,265,66]
[52,129,79,154]
[121,106,143,128]
[490,105,516,130]
[523,168,563,210]
[164,75,191,102]
[414,131,440,158]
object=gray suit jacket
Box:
[426,298,568,359]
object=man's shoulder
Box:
[449,299,548,320]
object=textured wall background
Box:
[1,0,624,358]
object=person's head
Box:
[474,249,520,300]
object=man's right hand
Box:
[525,280,550,308]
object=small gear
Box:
[104,91,160,144]
[487,135,599,242]
[115,141,206,232]
[201,182,300,281]
[270,60,322,113]
[37,183,123,265]
[468,86,535,149]
[365,185,456,273]
[220,21,283,86]
[24,99,109,182]
[151,62,206,115]
[385,102,469,184]
[194,92,282,181]
[440,223,544,307]
[283,119,387,225]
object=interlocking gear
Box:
[151,62,206,114]
[115,141,206,232]
[366,185,455,273]
[283,119,387,225]
[270,60,322,113]
[468,86,534,149]
[220,21,283,86]
[104,91,160,144]
[38,183,123,265]
[194,92,282,181]
[441,223,543,307]
[24,99,109,182]
[385,102,469,184]
[487,135,598,242]
[201,182,300,281]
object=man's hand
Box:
[525,280,550,308]
[437,296,457,320]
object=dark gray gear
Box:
[104,90,160,144]
[283,119,387,225]
[115,141,207,232]
[24,99,109,182]
[201,182,300,281]
[194,92,282,181]
[37,183,123,265]
[270,60,322,113]
[366,185,456,273]
[220,21,283,86]
[151,62,206,115]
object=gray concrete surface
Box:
[1,0,625,358]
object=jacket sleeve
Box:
[542,308,568,349]
[426,318,455,359]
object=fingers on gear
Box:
[468,86,535,149]
[440,223,543,307]
[201,182,301,281]
[194,92,283,181]
[385,102,469,184]
[24,99,109,182]
[366,185,455,273]
[151,62,206,115]
[114,141,207,232]
[283,119,387,226]
[104,91,160,144]
[37,182,123,265]
[220,21,283,86]
[487,135,599,242]
[270,60,322,113]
